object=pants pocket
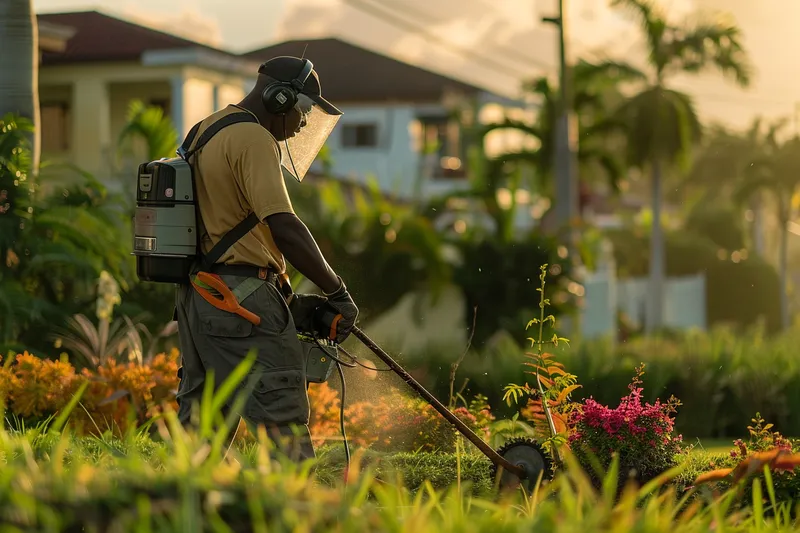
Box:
[200,314,254,338]
[245,367,309,427]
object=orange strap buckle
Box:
[191,271,261,326]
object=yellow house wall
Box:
[37,61,250,179]
[180,77,216,134]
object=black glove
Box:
[323,276,359,344]
[289,293,328,335]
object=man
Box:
[173,56,358,461]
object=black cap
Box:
[258,56,342,116]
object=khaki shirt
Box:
[189,104,294,273]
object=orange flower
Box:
[8,352,78,417]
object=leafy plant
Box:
[289,177,452,319]
[0,116,135,354]
[503,264,578,463]
[117,99,179,162]
[49,270,177,369]
[1,348,180,435]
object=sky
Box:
[33,0,800,131]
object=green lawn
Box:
[688,437,800,455]
[688,438,738,455]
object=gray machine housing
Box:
[300,336,338,383]
[133,157,198,284]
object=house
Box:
[36,10,259,180]
[242,38,531,200]
[35,10,534,205]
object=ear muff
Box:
[260,59,314,116]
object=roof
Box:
[242,38,485,104]
[36,10,238,66]
[37,20,77,53]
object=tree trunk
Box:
[0,0,40,175]
[751,192,766,256]
[646,159,665,333]
[779,207,790,330]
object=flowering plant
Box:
[0,349,179,435]
[568,363,686,485]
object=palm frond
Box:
[118,100,179,161]
[579,148,625,193]
[610,0,669,70]
[618,86,701,169]
[665,19,752,87]
[574,58,648,87]
[480,120,543,141]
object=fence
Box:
[580,269,707,340]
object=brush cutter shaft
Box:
[351,327,525,478]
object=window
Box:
[40,103,70,153]
[418,115,466,179]
[342,123,378,148]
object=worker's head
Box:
[248,56,342,181]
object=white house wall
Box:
[319,104,421,198]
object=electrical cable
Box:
[357,0,553,71]
[308,333,393,483]
[335,360,350,478]
[339,0,544,79]
[344,0,795,114]
[312,336,392,372]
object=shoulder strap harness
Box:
[177,112,261,272]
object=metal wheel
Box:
[491,437,554,493]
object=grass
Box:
[1,414,798,532]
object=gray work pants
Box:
[174,274,315,462]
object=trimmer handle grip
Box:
[314,304,343,342]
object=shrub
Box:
[2,349,495,453]
[1,349,180,435]
[568,364,687,488]
[307,382,495,453]
[451,235,574,346]
[684,202,747,251]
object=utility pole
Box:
[543,0,578,235]
[543,0,584,336]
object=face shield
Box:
[281,93,341,182]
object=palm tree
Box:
[0,0,40,175]
[484,58,646,198]
[426,58,644,243]
[611,0,752,332]
[736,132,800,330]
[680,118,785,256]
